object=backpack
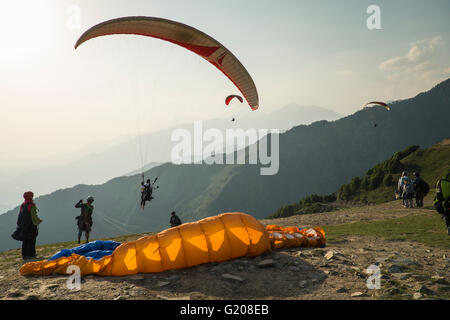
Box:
[421,180,430,196]
[144,184,153,200]
[434,178,450,214]
[403,178,414,194]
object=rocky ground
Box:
[1,200,449,300]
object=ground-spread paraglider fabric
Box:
[19,212,326,276]
[48,240,121,261]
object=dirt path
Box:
[1,200,449,300]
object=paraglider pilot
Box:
[140,178,159,210]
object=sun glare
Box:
[0,1,52,60]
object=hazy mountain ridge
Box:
[1,79,449,252]
[0,104,342,211]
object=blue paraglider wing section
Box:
[48,240,121,261]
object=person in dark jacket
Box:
[412,172,427,208]
[14,191,42,259]
[170,211,182,227]
[75,196,94,244]
[140,178,158,210]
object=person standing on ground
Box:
[398,172,414,208]
[75,196,94,244]
[13,191,42,260]
[413,172,429,208]
[170,211,182,227]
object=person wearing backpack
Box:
[433,171,450,235]
[398,172,414,208]
[12,191,43,259]
[413,172,429,208]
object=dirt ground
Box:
[1,200,449,300]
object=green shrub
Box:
[323,193,337,202]
[369,170,384,189]
[398,145,420,159]
[383,174,394,186]
[350,177,362,193]
[309,194,322,203]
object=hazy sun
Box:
[0,0,53,60]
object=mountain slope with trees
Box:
[266,140,450,219]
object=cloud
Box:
[379,35,443,70]
[379,56,407,70]
[378,35,449,89]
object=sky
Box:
[1,0,449,168]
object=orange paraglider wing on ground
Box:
[20,212,272,276]
[20,213,326,277]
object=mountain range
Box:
[0,104,342,211]
[1,78,449,252]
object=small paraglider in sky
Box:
[225,95,242,123]
[363,101,390,111]
[362,101,389,128]
[225,94,243,106]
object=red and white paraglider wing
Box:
[75,16,259,110]
[225,94,243,106]
[363,101,390,110]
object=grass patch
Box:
[325,212,450,248]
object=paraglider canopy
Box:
[75,16,259,110]
[225,94,243,106]
[363,101,390,111]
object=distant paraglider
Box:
[362,101,390,128]
[363,101,390,111]
[75,16,259,110]
[225,94,243,106]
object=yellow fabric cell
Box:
[199,216,232,262]
[221,213,251,259]
[109,242,138,275]
[178,222,210,267]
[240,214,271,256]
[157,227,187,271]
[135,235,162,273]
